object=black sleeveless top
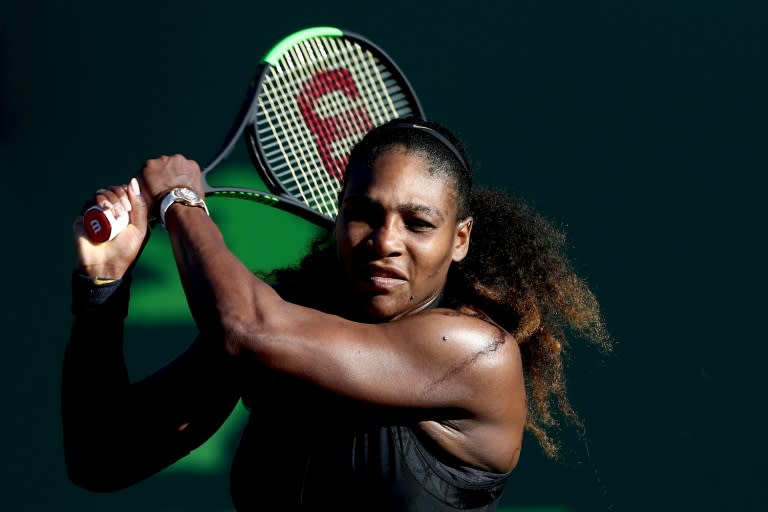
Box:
[232,373,511,511]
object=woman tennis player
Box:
[63,118,610,510]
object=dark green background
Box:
[2,1,765,511]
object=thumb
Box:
[127,177,149,233]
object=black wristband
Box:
[71,271,132,318]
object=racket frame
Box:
[200,27,425,229]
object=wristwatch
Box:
[159,187,209,228]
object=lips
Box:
[359,264,407,291]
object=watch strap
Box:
[159,188,209,228]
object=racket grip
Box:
[83,205,129,243]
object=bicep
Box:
[235,306,514,414]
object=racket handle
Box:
[83,205,129,243]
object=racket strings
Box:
[256,36,419,219]
[340,40,418,124]
[281,37,366,214]
[344,43,398,125]
[263,49,334,216]
[321,38,378,157]
[287,39,354,213]
[261,41,341,216]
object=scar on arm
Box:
[426,309,508,391]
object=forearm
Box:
[63,273,141,490]
[63,274,133,418]
[62,273,240,491]
[164,205,277,353]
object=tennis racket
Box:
[84,26,424,243]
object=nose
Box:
[367,218,403,257]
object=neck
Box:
[390,290,445,321]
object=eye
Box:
[342,204,364,221]
[341,200,381,225]
[405,217,436,232]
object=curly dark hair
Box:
[453,187,611,457]
[268,117,611,458]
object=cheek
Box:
[339,223,368,251]
[335,222,368,265]
[413,238,455,280]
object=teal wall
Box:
[2,1,765,510]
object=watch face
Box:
[176,188,200,202]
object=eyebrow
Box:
[343,196,446,221]
[398,202,445,220]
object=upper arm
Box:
[63,334,241,492]
[230,300,522,418]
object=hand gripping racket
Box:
[84,26,424,242]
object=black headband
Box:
[386,121,469,172]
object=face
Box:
[335,147,472,321]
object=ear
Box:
[451,217,473,262]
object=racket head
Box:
[204,27,425,227]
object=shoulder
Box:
[386,305,522,382]
[403,305,517,347]
[397,307,526,470]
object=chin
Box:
[357,295,410,322]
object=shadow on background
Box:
[2,1,766,511]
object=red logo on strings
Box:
[297,69,373,181]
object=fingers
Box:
[126,177,149,232]
[76,179,148,244]
[78,152,203,231]
[94,185,132,221]
[135,174,157,215]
